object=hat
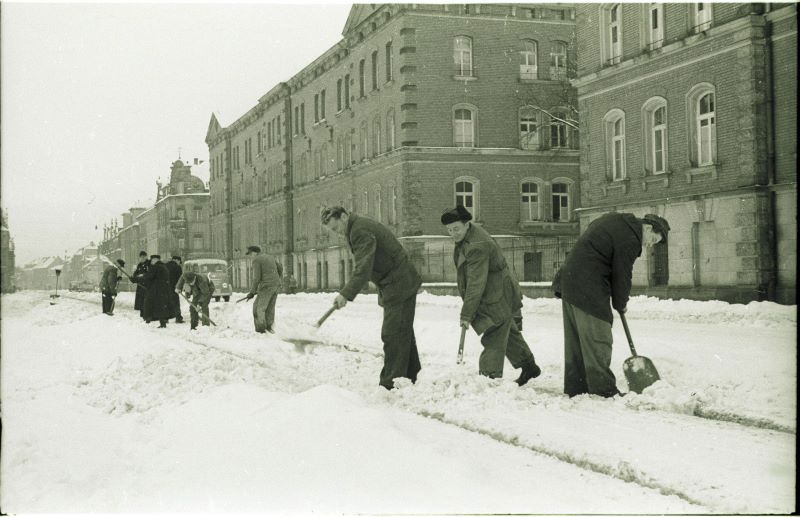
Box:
[643,214,671,244]
[183,271,196,282]
[172,255,182,261]
[116,258,125,267]
[150,254,161,260]
[139,250,148,257]
[440,205,473,225]
[246,245,261,255]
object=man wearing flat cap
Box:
[245,245,281,333]
[141,254,172,328]
[442,206,541,385]
[176,270,215,330]
[322,206,422,390]
[130,250,150,320]
[165,255,184,323]
[99,258,125,315]
[552,212,670,397]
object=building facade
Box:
[1,210,16,293]
[573,2,796,303]
[207,3,582,290]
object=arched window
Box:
[385,41,393,82]
[549,109,571,148]
[642,97,668,174]
[454,176,479,218]
[336,136,344,171]
[386,109,396,151]
[453,36,473,76]
[519,107,540,149]
[373,117,382,157]
[320,143,328,176]
[551,179,573,222]
[360,121,369,161]
[686,83,717,167]
[336,78,343,112]
[373,185,382,221]
[691,2,713,32]
[361,190,369,214]
[520,40,538,79]
[453,105,476,147]
[371,50,379,90]
[602,4,622,65]
[549,41,568,80]
[359,59,366,97]
[520,178,544,221]
[603,109,626,180]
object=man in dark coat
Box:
[99,258,125,315]
[442,206,541,385]
[244,246,282,333]
[141,254,172,328]
[176,271,215,330]
[165,255,184,323]
[552,212,670,397]
[322,206,422,390]
[131,251,149,320]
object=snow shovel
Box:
[456,327,467,364]
[314,305,337,328]
[619,311,661,394]
[235,295,251,303]
[179,292,217,327]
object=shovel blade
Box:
[623,355,660,394]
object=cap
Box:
[116,258,125,267]
[171,255,182,261]
[440,205,473,225]
[150,254,161,260]
[139,250,148,257]
[246,245,261,255]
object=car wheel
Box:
[223,296,230,302]
[214,296,220,302]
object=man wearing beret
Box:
[322,206,422,390]
[99,258,125,315]
[442,206,541,385]
[245,245,281,334]
[141,254,172,328]
[552,212,670,397]
[176,270,215,330]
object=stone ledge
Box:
[685,164,719,183]
[602,178,630,196]
[642,172,672,190]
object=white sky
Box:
[1,1,352,264]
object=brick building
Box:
[207,3,581,291]
[573,2,796,303]
[1,210,16,293]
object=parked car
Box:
[69,280,96,292]
[182,258,232,302]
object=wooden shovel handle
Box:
[618,311,638,357]
[315,306,337,328]
[456,327,467,364]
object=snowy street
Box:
[1,290,796,514]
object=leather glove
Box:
[246,292,255,300]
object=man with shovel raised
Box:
[99,258,125,315]
[441,206,541,386]
[322,206,422,390]
[552,212,670,397]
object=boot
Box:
[515,360,541,387]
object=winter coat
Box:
[142,260,172,320]
[454,223,523,335]
[176,273,215,305]
[99,265,121,295]
[552,212,643,324]
[340,213,421,306]
[248,254,281,296]
[165,260,183,290]
[131,261,149,311]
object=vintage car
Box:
[182,258,232,302]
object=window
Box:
[359,59,366,97]
[371,51,378,90]
[386,109,396,150]
[337,79,343,112]
[550,110,570,148]
[385,42,393,82]
[520,180,542,221]
[374,185,382,221]
[193,235,203,250]
[314,94,319,122]
[692,3,712,32]
[345,131,352,166]
[647,3,664,50]
[697,93,716,166]
[344,75,351,109]
[454,36,473,76]
[294,107,299,136]
[194,208,202,222]
[177,208,186,220]
[603,109,627,180]
[551,182,571,221]
[520,40,538,79]
[349,130,357,164]
[320,90,326,120]
[320,143,328,176]
[550,41,568,80]
[361,190,369,214]
[360,122,368,161]
[604,4,622,65]
[453,106,475,147]
[300,103,305,134]
[454,178,478,217]
[257,131,263,153]
[373,117,382,157]
[643,98,668,174]
[336,137,344,171]
[519,107,540,149]
[389,185,397,224]
[276,116,281,145]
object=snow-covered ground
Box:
[1,289,796,514]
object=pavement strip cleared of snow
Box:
[1,290,795,514]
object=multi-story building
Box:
[1,210,16,293]
[573,2,796,303]
[208,3,582,290]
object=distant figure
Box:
[441,205,541,386]
[99,258,125,315]
[322,206,421,390]
[176,271,215,330]
[130,251,149,320]
[165,255,184,323]
[285,274,298,294]
[141,255,171,328]
[245,246,281,334]
[552,212,670,397]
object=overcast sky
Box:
[1,1,352,264]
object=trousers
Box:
[561,300,618,397]
[379,294,421,389]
